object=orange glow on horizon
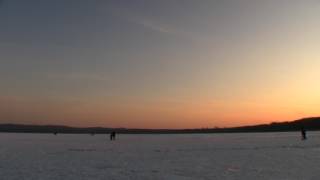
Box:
[1,93,319,129]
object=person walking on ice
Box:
[301,126,307,140]
[110,131,116,141]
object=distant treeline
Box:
[0,117,319,134]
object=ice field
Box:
[1,132,320,180]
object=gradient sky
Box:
[1,0,320,128]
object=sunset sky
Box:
[1,0,320,128]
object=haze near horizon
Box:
[1,0,320,128]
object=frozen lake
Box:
[1,132,320,180]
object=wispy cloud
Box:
[111,5,189,37]
[134,18,173,34]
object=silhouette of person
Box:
[110,132,116,141]
[110,132,113,140]
[112,132,116,140]
[301,126,307,140]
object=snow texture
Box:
[0,132,319,180]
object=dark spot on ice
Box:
[68,148,96,152]
[95,164,120,170]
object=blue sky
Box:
[1,0,320,128]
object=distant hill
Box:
[224,117,320,133]
[0,117,319,134]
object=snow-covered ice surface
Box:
[1,132,320,180]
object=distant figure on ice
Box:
[301,126,307,140]
[110,131,116,141]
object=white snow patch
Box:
[0,132,319,180]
